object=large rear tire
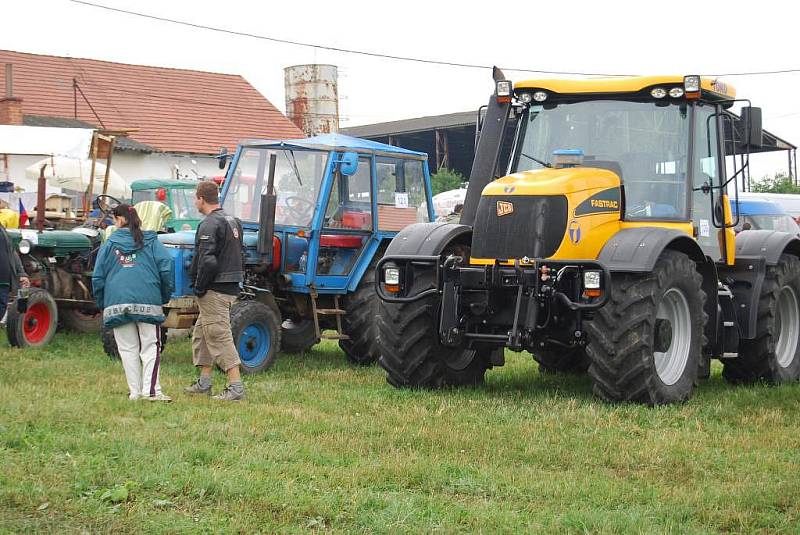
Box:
[60,307,102,333]
[339,252,383,365]
[586,250,706,405]
[231,300,281,374]
[377,266,490,388]
[533,346,590,375]
[723,254,800,384]
[280,318,319,354]
[7,289,58,348]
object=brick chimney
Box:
[0,64,23,125]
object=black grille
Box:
[471,195,567,259]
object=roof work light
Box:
[496,80,512,103]
[684,75,701,100]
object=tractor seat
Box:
[320,234,364,248]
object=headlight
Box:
[533,90,548,102]
[18,239,31,255]
[385,267,400,285]
[669,87,685,98]
[650,87,667,99]
[583,270,601,290]
[519,92,533,104]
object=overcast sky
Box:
[2,0,799,179]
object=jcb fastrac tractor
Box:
[376,69,800,405]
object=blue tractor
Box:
[148,134,435,373]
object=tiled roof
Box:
[0,49,303,154]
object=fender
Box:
[598,227,705,272]
[734,229,800,265]
[384,222,472,257]
[719,230,800,340]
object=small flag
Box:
[18,198,28,227]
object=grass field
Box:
[1,330,800,534]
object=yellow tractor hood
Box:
[483,166,621,197]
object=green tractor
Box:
[130,178,205,231]
[5,225,104,346]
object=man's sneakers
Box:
[184,380,212,396]
[213,386,245,402]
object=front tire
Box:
[586,250,706,405]
[231,300,281,374]
[7,289,58,348]
[377,266,490,388]
[723,254,800,384]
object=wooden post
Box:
[84,132,99,219]
[36,164,46,232]
[101,135,116,195]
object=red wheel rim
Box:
[23,302,51,344]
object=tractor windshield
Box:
[512,100,690,220]
[222,148,328,227]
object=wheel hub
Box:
[654,288,692,385]
[775,285,800,368]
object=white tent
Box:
[25,156,130,199]
[0,125,94,159]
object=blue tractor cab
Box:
[156,134,434,372]
[735,197,800,235]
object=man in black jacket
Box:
[184,181,246,401]
[0,223,30,325]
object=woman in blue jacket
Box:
[92,204,175,401]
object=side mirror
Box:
[741,107,763,148]
[339,152,359,176]
[217,147,229,170]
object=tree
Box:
[430,168,466,195]
[751,172,800,194]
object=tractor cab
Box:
[220,134,434,293]
[130,178,203,231]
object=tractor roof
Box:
[515,75,736,100]
[239,133,428,161]
[131,178,201,191]
[736,198,789,216]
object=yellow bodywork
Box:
[514,75,736,100]
[470,167,695,265]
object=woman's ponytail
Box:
[112,203,145,249]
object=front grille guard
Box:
[376,254,611,312]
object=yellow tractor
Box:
[375,69,800,405]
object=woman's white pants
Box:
[113,322,163,399]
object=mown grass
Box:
[1,330,800,534]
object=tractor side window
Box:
[171,189,202,220]
[323,157,372,230]
[222,149,261,221]
[376,157,430,230]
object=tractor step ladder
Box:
[310,290,350,341]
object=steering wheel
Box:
[284,196,314,220]
[95,194,122,219]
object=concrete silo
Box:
[284,64,339,136]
